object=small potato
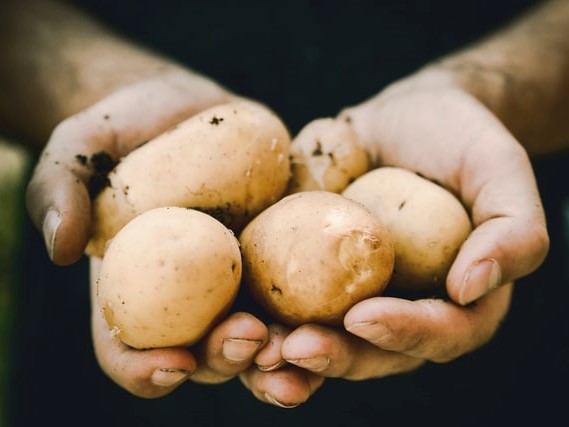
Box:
[342,167,472,292]
[86,101,291,257]
[239,191,394,327]
[96,207,242,349]
[286,117,370,194]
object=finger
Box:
[281,324,424,380]
[344,284,513,363]
[26,162,93,265]
[90,257,197,398]
[189,312,269,384]
[240,364,324,408]
[254,323,290,372]
[447,139,549,305]
[25,104,150,265]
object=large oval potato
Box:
[239,191,395,327]
[86,101,291,257]
[96,206,242,349]
[342,167,472,292]
[286,118,370,195]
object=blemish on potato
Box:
[312,141,324,156]
[270,284,282,295]
[209,115,224,125]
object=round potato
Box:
[342,167,472,292]
[96,206,242,349]
[239,190,395,327]
[86,101,291,257]
[286,117,370,195]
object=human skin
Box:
[277,0,568,398]
[2,0,567,408]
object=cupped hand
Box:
[90,256,267,398]
[272,67,545,384]
[301,68,549,306]
[91,257,324,402]
[25,68,235,266]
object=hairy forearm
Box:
[424,0,569,155]
[0,0,231,147]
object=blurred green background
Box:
[0,138,29,427]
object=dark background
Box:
[8,1,569,426]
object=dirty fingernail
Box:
[222,338,263,362]
[42,209,61,261]
[286,355,330,372]
[346,321,391,346]
[257,360,286,372]
[459,258,502,305]
[151,368,190,387]
[264,393,300,409]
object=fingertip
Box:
[449,258,502,306]
[50,205,91,266]
[150,368,191,388]
[41,208,61,262]
[27,172,92,266]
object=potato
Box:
[286,118,370,194]
[86,101,291,257]
[342,167,472,292]
[239,190,395,327]
[96,206,242,349]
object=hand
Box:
[91,257,324,402]
[299,68,549,306]
[271,68,545,386]
[24,67,320,403]
[25,68,234,266]
[89,257,264,398]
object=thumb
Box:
[25,146,104,265]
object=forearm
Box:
[0,0,232,147]
[427,0,569,156]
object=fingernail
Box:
[222,338,263,362]
[257,360,286,372]
[286,355,330,372]
[264,393,300,409]
[42,209,61,261]
[151,368,190,387]
[346,321,391,345]
[459,259,502,305]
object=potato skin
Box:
[342,167,472,292]
[96,207,242,349]
[86,101,291,257]
[239,191,395,327]
[286,118,370,195]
